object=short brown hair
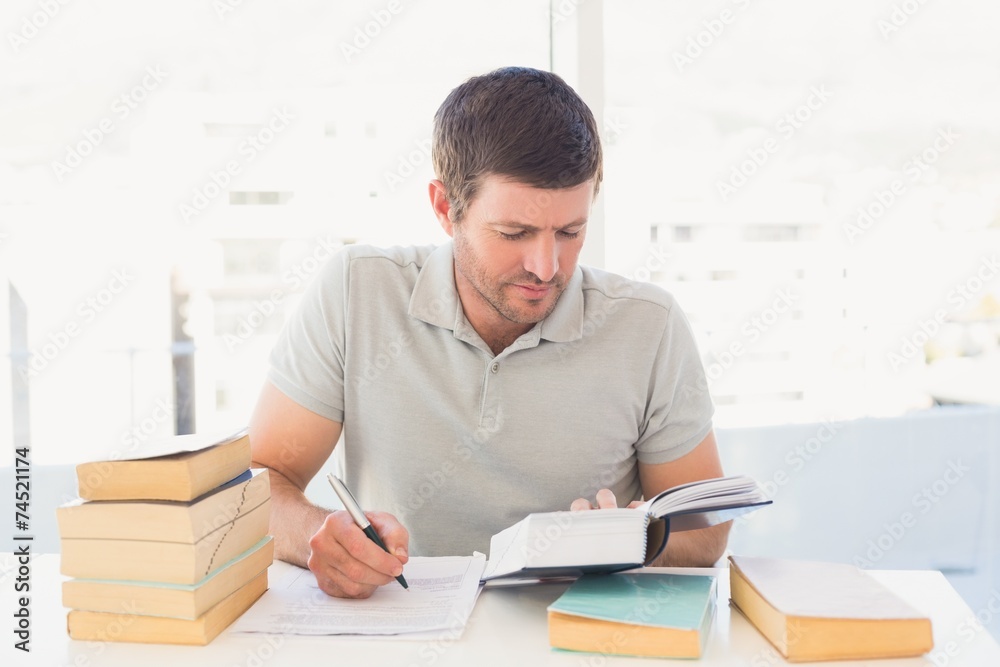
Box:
[432,67,603,223]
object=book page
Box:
[481,520,528,579]
[231,555,486,638]
[482,510,648,580]
[637,475,768,517]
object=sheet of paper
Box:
[232,554,486,638]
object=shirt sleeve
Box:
[633,297,715,464]
[267,248,350,423]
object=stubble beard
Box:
[452,232,566,326]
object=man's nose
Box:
[523,236,558,282]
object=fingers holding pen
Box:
[308,510,407,599]
[366,511,409,563]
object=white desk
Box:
[4,554,999,666]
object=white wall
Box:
[718,405,1000,638]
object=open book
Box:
[481,475,770,582]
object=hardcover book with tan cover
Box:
[60,492,270,584]
[548,573,717,658]
[75,429,251,501]
[67,570,268,646]
[729,555,933,662]
[58,468,269,542]
[62,536,273,620]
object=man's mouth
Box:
[513,283,552,299]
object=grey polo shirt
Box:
[268,242,713,557]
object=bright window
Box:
[2,0,998,465]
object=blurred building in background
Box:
[1,0,998,452]
[2,0,999,641]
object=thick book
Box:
[75,428,251,501]
[57,468,269,542]
[60,495,271,585]
[481,475,770,581]
[729,555,934,661]
[548,573,717,658]
[62,536,273,620]
[67,569,268,645]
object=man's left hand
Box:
[569,488,642,511]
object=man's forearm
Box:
[650,521,731,568]
[257,465,332,568]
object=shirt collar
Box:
[408,242,584,344]
[538,266,583,343]
[408,243,463,330]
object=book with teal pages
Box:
[547,573,717,658]
[62,536,274,620]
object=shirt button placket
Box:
[479,359,500,427]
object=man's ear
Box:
[428,179,455,237]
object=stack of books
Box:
[56,429,273,645]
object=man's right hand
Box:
[248,381,410,598]
[307,510,409,598]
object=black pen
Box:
[326,473,409,590]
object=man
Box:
[250,66,729,599]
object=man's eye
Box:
[560,230,581,239]
[498,231,526,240]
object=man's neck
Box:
[464,301,532,356]
[479,328,527,357]
[454,279,532,356]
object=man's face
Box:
[448,175,593,328]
